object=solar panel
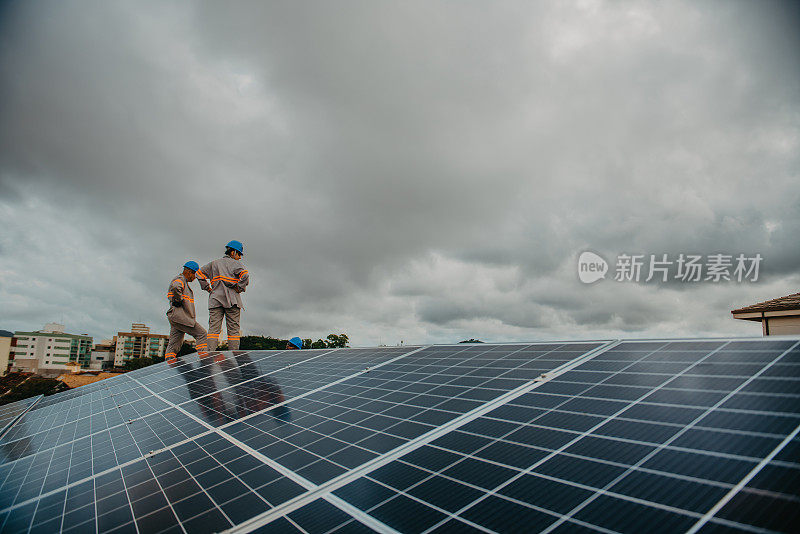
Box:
[303,339,800,534]
[0,396,41,439]
[0,337,797,534]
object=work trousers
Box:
[208,306,241,350]
[166,320,208,358]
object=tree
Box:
[240,336,286,350]
[459,339,483,343]
[236,334,350,351]
[326,334,349,348]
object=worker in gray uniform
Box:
[166,261,208,359]
[197,240,249,351]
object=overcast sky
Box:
[1,0,798,346]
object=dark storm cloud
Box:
[0,0,798,344]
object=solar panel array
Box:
[0,337,797,534]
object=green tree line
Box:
[240,333,349,350]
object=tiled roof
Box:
[731,292,800,314]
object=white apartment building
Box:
[113,324,168,366]
[90,339,116,371]
[11,323,93,377]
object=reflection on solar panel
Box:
[0,396,41,439]
[0,337,797,533]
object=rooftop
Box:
[731,291,800,314]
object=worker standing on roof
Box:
[197,240,249,351]
[166,261,208,359]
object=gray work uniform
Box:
[197,256,249,350]
[165,273,208,358]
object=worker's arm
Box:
[168,278,184,307]
[234,265,249,293]
[197,263,212,292]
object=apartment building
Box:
[90,339,116,371]
[113,323,168,366]
[10,323,93,377]
[0,330,12,376]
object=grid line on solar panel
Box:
[310,342,672,532]
[0,432,316,533]
[0,394,174,463]
[0,405,211,506]
[0,346,426,519]
[488,340,799,533]
[685,417,800,533]
[120,346,482,491]
[172,347,424,427]
[228,341,614,533]
[461,413,800,479]
[0,378,159,446]
[0,349,348,471]
[314,461,744,534]
[123,349,439,520]
[455,339,799,534]
[308,340,800,534]
[6,337,795,534]
[138,348,331,395]
[146,347,414,402]
[221,342,606,498]
[257,495,389,534]
[0,412,216,508]
[0,424,227,517]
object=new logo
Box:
[578,251,608,284]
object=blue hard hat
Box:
[183,261,199,272]
[226,240,244,254]
[289,337,303,349]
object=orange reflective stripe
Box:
[181,295,194,302]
